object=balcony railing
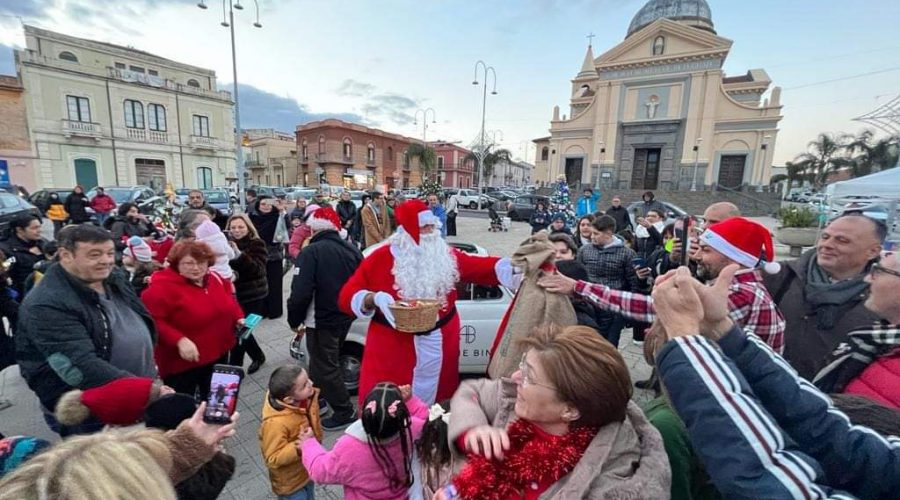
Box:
[314,153,357,164]
[61,119,102,138]
[106,67,232,102]
[366,157,376,167]
[245,159,265,168]
[190,135,217,149]
[123,128,168,144]
[148,130,168,144]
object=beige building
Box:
[535,0,782,191]
[15,25,236,191]
[243,129,298,186]
[0,74,37,191]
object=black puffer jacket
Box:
[287,230,362,329]
[0,235,46,297]
[229,236,269,306]
[15,264,156,410]
[108,215,157,250]
[64,192,91,223]
[336,200,357,229]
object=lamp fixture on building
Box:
[198,0,262,210]
[690,137,703,192]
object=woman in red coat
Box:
[142,240,245,400]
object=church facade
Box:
[533,0,782,192]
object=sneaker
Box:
[247,354,266,375]
[318,399,330,416]
[321,411,357,431]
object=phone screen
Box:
[203,365,244,424]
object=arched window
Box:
[652,36,665,56]
[197,167,213,189]
[342,138,352,159]
[541,146,549,161]
[187,79,200,88]
[367,143,376,163]
[148,103,166,131]
[318,135,325,154]
[301,139,308,159]
[124,99,144,129]
[59,51,78,62]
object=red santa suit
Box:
[338,200,516,404]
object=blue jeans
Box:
[95,213,110,226]
[278,482,315,500]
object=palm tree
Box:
[406,143,437,182]
[845,130,900,176]
[785,161,805,194]
[465,146,513,187]
[793,133,850,188]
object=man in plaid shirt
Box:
[540,217,786,352]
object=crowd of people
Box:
[1,183,899,500]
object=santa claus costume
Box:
[339,199,519,404]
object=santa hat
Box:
[123,236,153,263]
[55,377,162,426]
[395,199,441,244]
[194,219,221,240]
[307,206,341,232]
[700,217,781,274]
[304,204,320,218]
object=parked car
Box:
[286,188,318,202]
[0,192,42,233]
[329,190,367,210]
[28,188,74,214]
[400,188,420,199]
[173,188,191,205]
[202,189,233,216]
[455,189,483,209]
[507,194,551,221]
[86,186,156,206]
[248,185,288,199]
[626,200,689,226]
[295,241,512,393]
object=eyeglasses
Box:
[517,353,557,391]
[870,263,900,279]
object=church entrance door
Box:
[565,157,583,188]
[630,148,661,190]
[717,154,746,190]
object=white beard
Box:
[391,230,459,303]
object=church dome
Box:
[626,0,715,38]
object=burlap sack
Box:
[487,232,577,379]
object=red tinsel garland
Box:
[452,419,598,500]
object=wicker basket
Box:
[389,300,441,333]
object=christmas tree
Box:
[550,174,576,227]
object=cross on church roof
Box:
[586,32,595,46]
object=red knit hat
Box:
[700,217,781,274]
[395,199,439,244]
[306,206,341,233]
[55,377,161,426]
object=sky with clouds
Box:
[1,0,899,165]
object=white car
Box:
[295,241,512,393]
[454,189,482,210]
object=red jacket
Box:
[90,193,116,214]
[141,267,243,377]
[845,348,900,409]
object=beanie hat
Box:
[700,217,781,274]
[306,206,341,233]
[194,219,221,240]
[0,436,50,477]
[55,377,161,426]
[144,393,198,431]
[124,236,153,263]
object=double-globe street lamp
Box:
[472,61,497,194]
[413,108,436,182]
[197,0,261,211]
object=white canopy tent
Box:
[825,167,900,248]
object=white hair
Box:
[390,228,458,304]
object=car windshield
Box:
[104,188,134,204]
[203,191,229,203]
[175,188,191,195]
[350,191,365,200]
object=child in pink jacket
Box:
[298,382,428,500]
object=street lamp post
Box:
[594,141,605,191]
[472,61,497,194]
[690,137,703,191]
[197,0,261,212]
[413,108,436,182]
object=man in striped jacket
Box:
[652,264,900,499]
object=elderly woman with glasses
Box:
[435,325,671,499]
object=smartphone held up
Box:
[203,364,244,424]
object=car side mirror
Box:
[667,211,675,218]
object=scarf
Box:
[804,256,870,330]
[452,419,597,500]
[251,210,280,244]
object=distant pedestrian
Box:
[605,196,632,233]
[64,185,91,225]
[45,192,68,237]
[427,194,447,238]
[250,197,286,319]
[639,191,666,217]
[529,201,551,234]
[575,188,600,218]
[89,187,116,227]
[446,194,459,236]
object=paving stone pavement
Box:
[1,214,652,499]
